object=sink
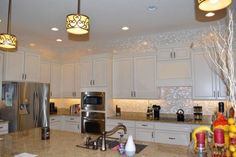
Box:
[76,138,147,154]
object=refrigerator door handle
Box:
[35,91,39,128]
[33,91,36,125]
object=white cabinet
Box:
[0,122,8,135]
[50,63,61,98]
[155,123,192,146]
[106,119,136,139]
[157,48,191,86]
[80,57,107,88]
[113,55,157,99]
[50,116,80,133]
[3,51,40,82]
[61,64,76,98]
[50,116,62,130]
[135,121,154,142]
[62,116,80,133]
[192,52,227,99]
[40,61,51,83]
[0,53,3,98]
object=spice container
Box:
[193,106,202,121]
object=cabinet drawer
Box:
[50,116,62,123]
[155,130,190,146]
[0,123,8,132]
[135,121,154,129]
[106,119,135,128]
[64,116,80,122]
[155,123,192,132]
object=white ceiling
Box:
[0,0,235,55]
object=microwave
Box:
[81,92,105,111]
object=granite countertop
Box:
[108,112,211,125]
[0,128,195,157]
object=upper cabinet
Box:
[50,63,61,98]
[157,48,191,86]
[192,52,227,100]
[113,54,157,99]
[80,54,111,88]
[61,63,80,98]
[3,51,40,82]
[40,61,51,83]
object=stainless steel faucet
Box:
[100,124,127,151]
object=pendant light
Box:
[0,0,17,50]
[66,0,89,35]
[198,0,232,11]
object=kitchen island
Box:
[0,128,193,157]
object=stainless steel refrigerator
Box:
[0,81,50,133]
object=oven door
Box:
[81,92,105,111]
[81,111,105,134]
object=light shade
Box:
[0,33,17,49]
[198,0,232,11]
[66,14,89,35]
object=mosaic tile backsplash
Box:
[113,87,227,115]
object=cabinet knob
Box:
[169,137,176,140]
[141,124,147,127]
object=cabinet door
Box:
[157,59,191,86]
[24,52,40,82]
[113,57,133,98]
[50,63,61,98]
[216,74,228,99]
[0,53,3,99]
[80,60,93,88]
[133,56,157,98]
[192,53,216,99]
[93,58,107,87]
[62,64,75,98]
[136,128,154,142]
[3,51,24,81]
[40,62,51,83]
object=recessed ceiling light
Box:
[56,39,62,42]
[143,41,148,45]
[147,5,157,11]
[122,26,129,31]
[205,12,215,17]
[29,43,36,47]
[51,27,59,31]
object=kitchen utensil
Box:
[176,109,184,121]
[152,105,161,120]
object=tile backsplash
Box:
[113,87,227,115]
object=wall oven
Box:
[81,92,105,111]
[81,111,105,134]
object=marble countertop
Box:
[0,128,196,157]
[108,112,211,125]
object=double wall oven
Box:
[81,92,105,134]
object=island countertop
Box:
[0,128,196,157]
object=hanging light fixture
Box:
[0,0,17,50]
[198,0,232,11]
[66,0,89,35]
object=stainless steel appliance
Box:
[81,92,105,111]
[0,81,50,133]
[81,111,105,134]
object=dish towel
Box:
[14,153,38,157]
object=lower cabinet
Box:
[0,122,8,135]
[50,116,80,133]
[135,121,154,142]
[154,122,192,146]
[106,119,194,145]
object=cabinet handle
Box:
[90,80,92,85]
[70,118,74,120]
[134,91,136,97]
[152,132,154,138]
[0,127,3,129]
[131,91,133,97]
[141,124,147,126]
[170,52,173,58]
[169,137,176,140]
[74,92,76,96]
[217,91,220,98]
[93,80,95,85]
[118,122,123,125]
[174,52,176,58]
[51,118,55,121]
[25,74,27,80]
[50,92,52,97]
[213,91,216,97]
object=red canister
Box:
[214,128,224,146]
[196,131,206,150]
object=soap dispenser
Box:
[125,135,136,157]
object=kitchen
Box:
[0,0,236,156]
